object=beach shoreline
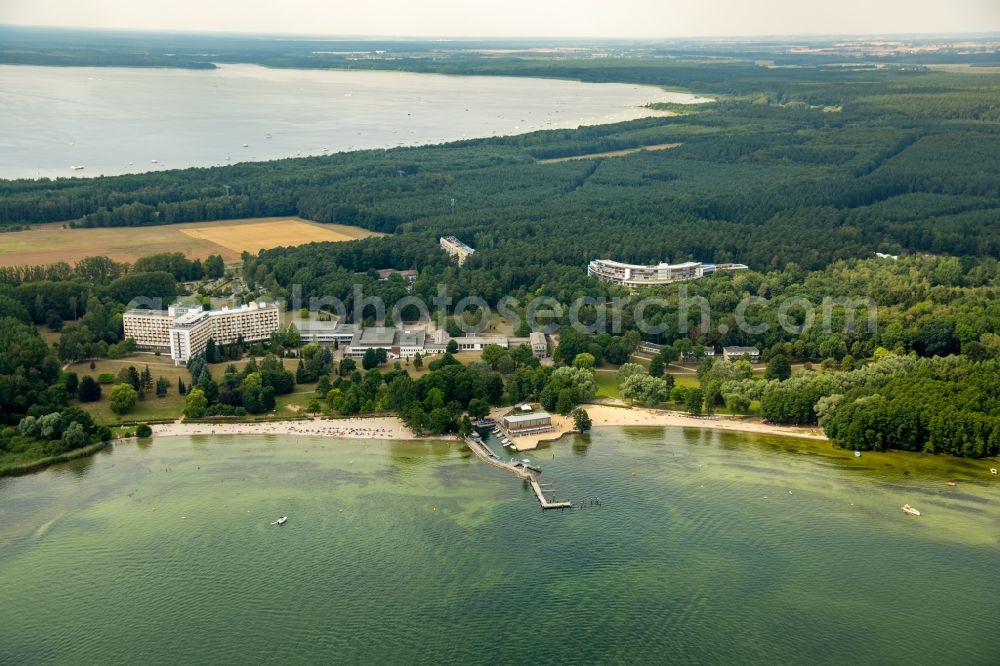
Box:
[148,409,826,447]
[492,404,828,451]
[150,415,447,441]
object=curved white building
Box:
[588,259,747,287]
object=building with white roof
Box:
[722,346,761,362]
[440,236,476,265]
[588,258,748,288]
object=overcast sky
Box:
[2,0,999,38]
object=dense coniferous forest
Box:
[1,46,998,459]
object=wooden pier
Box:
[528,477,573,510]
[464,437,572,510]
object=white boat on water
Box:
[70,165,84,170]
[901,504,921,516]
[271,516,288,526]
[991,468,998,475]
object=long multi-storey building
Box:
[124,302,281,364]
[588,259,748,287]
[122,309,175,350]
[440,236,475,265]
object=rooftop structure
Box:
[588,258,748,288]
[440,236,475,265]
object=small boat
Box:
[271,516,288,526]
[901,504,921,516]
[70,165,84,170]
[242,143,249,148]
[946,481,957,487]
[991,468,998,475]
[854,451,861,458]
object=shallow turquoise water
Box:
[1,427,998,664]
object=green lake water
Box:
[1,427,999,665]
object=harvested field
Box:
[0,217,381,267]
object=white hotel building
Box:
[124,302,281,364]
[588,259,748,288]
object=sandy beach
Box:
[491,404,828,451]
[151,415,445,440]
[150,407,825,449]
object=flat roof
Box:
[592,258,714,272]
[124,309,171,317]
[504,412,552,424]
[441,236,475,253]
[376,268,418,279]
[724,346,760,353]
[358,328,397,346]
[173,309,211,328]
[396,330,425,347]
[207,302,276,317]
[452,336,507,346]
[294,320,357,334]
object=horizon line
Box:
[3,22,1000,43]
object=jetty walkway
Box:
[464,437,572,510]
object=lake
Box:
[1,427,998,664]
[0,64,707,180]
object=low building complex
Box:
[588,258,748,287]
[344,326,548,360]
[293,320,358,346]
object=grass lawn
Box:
[594,369,621,399]
[276,384,321,416]
[399,351,483,378]
[36,325,61,348]
[670,373,701,389]
[68,354,306,425]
